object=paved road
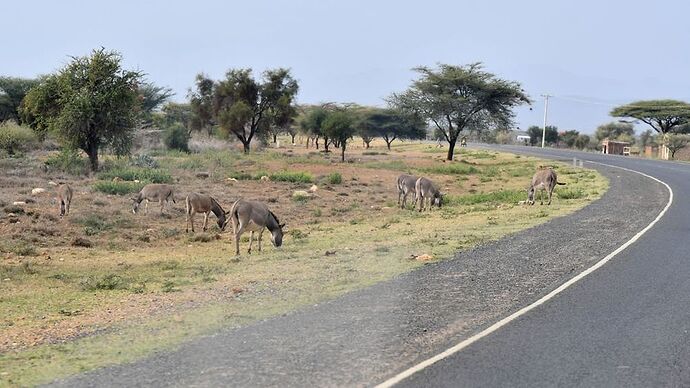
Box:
[48,147,679,387]
[399,146,690,387]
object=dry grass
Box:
[0,139,607,386]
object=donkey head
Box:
[217,211,227,231]
[271,223,286,247]
[131,198,141,214]
[432,191,443,208]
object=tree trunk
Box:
[290,133,296,144]
[446,138,457,161]
[341,141,346,162]
[324,137,330,152]
[315,137,320,149]
[273,134,277,144]
[386,139,392,150]
[85,143,99,171]
[365,141,371,149]
[242,140,251,153]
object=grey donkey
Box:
[415,177,443,211]
[132,184,176,214]
[527,168,566,205]
[185,193,227,233]
[57,184,73,216]
[397,174,419,209]
[226,199,285,255]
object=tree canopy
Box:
[611,100,690,134]
[389,63,530,160]
[189,68,298,152]
[21,48,141,171]
[138,81,174,127]
[322,108,357,162]
[355,107,426,149]
[527,125,558,146]
[0,76,40,123]
[594,121,635,142]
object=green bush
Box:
[97,167,172,183]
[80,274,126,291]
[130,154,159,168]
[0,121,37,156]
[327,172,343,184]
[45,148,90,175]
[270,171,313,183]
[93,180,148,195]
[163,123,190,152]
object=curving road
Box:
[395,146,690,387]
[48,147,686,387]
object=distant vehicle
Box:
[516,135,530,144]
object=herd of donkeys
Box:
[51,167,562,255]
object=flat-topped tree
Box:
[21,48,141,171]
[611,100,690,134]
[389,63,530,160]
[323,108,356,162]
[356,107,426,150]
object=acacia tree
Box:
[594,121,634,142]
[389,63,530,160]
[266,94,298,144]
[0,76,40,123]
[357,108,426,150]
[188,74,216,136]
[21,48,141,171]
[323,108,356,162]
[138,82,174,127]
[560,130,580,148]
[664,134,690,159]
[300,105,331,151]
[190,68,298,152]
[527,125,558,146]
[611,100,690,134]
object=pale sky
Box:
[4,0,690,134]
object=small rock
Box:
[31,188,46,196]
[71,237,93,248]
[226,178,238,183]
[196,172,210,179]
[133,179,140,183]
[112,177,124,182]
[260,175,270,182]
[292,190,310,198]
[325,250,336,256]
[12,201,26,206]
[48,181,58,186]
[309,184,318,193]
[415,254,434,262]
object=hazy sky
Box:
[4,0,690,134]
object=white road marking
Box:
[376,161,674,388]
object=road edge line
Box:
[375,161,674,388]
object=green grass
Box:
[270,171,313,184]
[557,187,586,199]
[98,167,173,184]
[447,189,526,206]
[93,181,148,195]
[327,172,343,184]
[420,163,479,175]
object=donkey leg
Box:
[248,231,254,254]
[159,199,165,214]
[258,229,264,252]
[145,199,149,214]
[548,186,554,205]
[202,212,209,231]
[233,221,244,256]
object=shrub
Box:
[163,123,190,152]
[0,121,37,156]
[97,167,172,183]
[76,215,112,235]
[270,171,313,183]
[327,172,343,184]
[80,274,126,291]
[93,180,148,195]
[45,148,90,175]
[130,154,159,168]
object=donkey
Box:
[415,177,443,212]
[527,168,566,205]
[57,184,73,217]
[226,199,285,255]
[185,193,226,233]
[132,184,176,214]
[397,174,419,209]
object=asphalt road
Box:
[398,146,689,387]
[47,147,680,387]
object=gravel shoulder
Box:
[48,162,668,387]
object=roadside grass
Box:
[0,141,608,386]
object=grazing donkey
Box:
[57,184,73,217]
[132,184,176,214]
[185,193,226,233]
[227,199,285,255]
[397,174,419,209]
[415,177,443,212]
[527,168,566,205]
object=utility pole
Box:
[541,94,552,148]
